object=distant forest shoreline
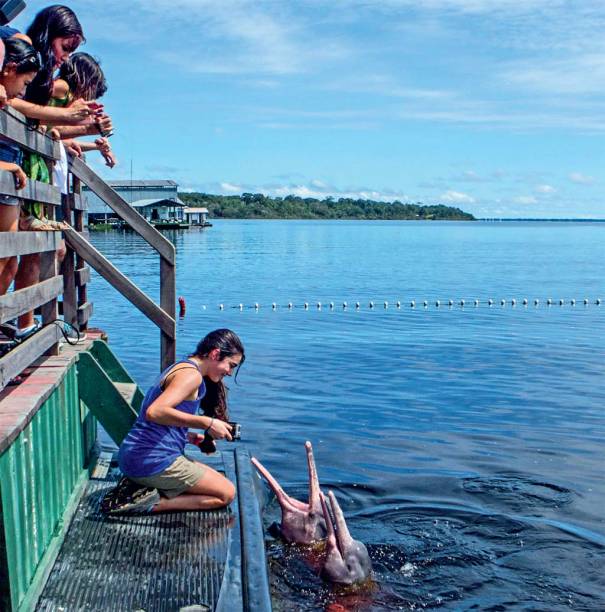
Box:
[180,192,475,221]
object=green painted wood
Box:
[77,352,138,446]
[88,340,144,412]
[0,365,89,611]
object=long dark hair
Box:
[2,39,41,74]
[58,52,107,100]
[25,5,84,105]
[193,329,245,421]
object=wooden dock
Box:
[0,107,271,611]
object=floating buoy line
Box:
[186,297,603,313]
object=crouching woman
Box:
[111,329,245,514]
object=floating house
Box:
[184,206,211,226]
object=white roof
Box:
[184,207,209,214]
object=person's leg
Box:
[14,253,40,330]
[152,465,236,513]
[0,204,19,295]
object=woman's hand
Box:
[0,84,7,108]
[187,432,205,446]
[5,164,27,189]
[208,419,233,441]
[63,139,82,157]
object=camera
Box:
[228,422,241,441]
[0,1,26,26]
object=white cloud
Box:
[515,196,538,204]
[569,172,596,185]
[535,184,556,194]
[440,190,475,204]
[220,182,242,193]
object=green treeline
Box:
[179,192,475,221]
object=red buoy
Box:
[178,296,186,317]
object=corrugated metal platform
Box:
[35,447,271,612]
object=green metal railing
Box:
[0,365,96,611]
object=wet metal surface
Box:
[36,460,232,611]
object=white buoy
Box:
[547,298,552,305]
[330,302,334,309]
[369,301,374,308]
[317,301,322,309]
[410,300,415,308]
[511,299,516,306]
[343,301,348,309]
[597,298,602,305]
[523,298,528,306]
[272,302,277,310]
[583,298,588,305]
[254,302,259,310]
[435,300,440,307]
[500,299,505,306]
[448,299,454,306]
[239,303,244,311]
[571,299,576,306]
[356,302,360,309]
[460,299,465,307]
[534,299,539,306]
[288,302,293,309]
[396,301,401,308]
[304,302,309,310]
[219,303,224,310]
[423,300,428,308]
[384,301,388,308]
[474,299,479,307]
[488,299,493,306]
[559,299,564,305]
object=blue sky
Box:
[13,1,605,218]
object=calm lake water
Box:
[89,221,605,611]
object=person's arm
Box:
[9,98,97,126]
[145,369,233,440]
[54,113,113,138]
[0,161,27,189]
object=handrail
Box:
[67,156,176,370]
[0,106,61,159]
[68,156,175,264]
[63,228,175,335]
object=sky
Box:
[12,1,605,218]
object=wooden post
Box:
[160,256,176,370]
[39,248,59,356]
[72,174,88,331]
[61,187,77,330]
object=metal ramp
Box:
[35,447,271,612]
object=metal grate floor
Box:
[36,458,232,612]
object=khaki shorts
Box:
[129,455,206,499]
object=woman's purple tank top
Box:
[118,360,206,478]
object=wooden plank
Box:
[0,107,61,160]
[68,156,175,264]
[160,257,176,371]
[0,232,61,258]
[0,325,63,389]
[77,301,93,326]
[0,276,63,324]
[63,228,175,337]
[75,266,90,287]
[0,172,62,206]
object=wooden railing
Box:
[0,107,176,389]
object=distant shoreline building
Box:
[84,180,208,226]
